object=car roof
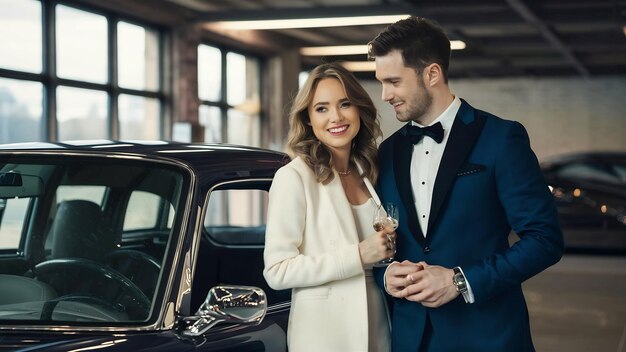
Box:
[0,140,282,155]
[0,140,290,184]
[541,151,626,168]
[0,140,288,160]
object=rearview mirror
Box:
[0,173,44,198]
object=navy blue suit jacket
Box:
[374,100,564,352]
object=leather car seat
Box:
[0,274,57,305]
[49,200,117,261]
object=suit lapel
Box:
[393,127,426,245]
[428,101,486,234]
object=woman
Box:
[263,63,394,352]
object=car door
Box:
[185,178,290,351]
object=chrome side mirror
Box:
[182,285,267,337]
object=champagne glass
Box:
[372,202,399,267]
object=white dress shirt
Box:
[409,96,475,303]
[410,96,460,235]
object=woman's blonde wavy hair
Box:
[287,63,382,185]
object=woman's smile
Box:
[328,124,349,135]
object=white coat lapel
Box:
[325,164,382,244]
[325,172,360,243]
[357,163,381,207]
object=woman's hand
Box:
[358,230,396,265]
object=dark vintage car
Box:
[541,151,626,253]
[0,141,291,351]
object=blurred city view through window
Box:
[0,0,261,145]
[198,44,261,146]
[0,0,164,144]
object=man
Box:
[369,16,563,351]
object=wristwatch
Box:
[452,267,468,294]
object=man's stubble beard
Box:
[397,86,433,125]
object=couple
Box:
[263,16,564,352]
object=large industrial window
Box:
[197,44,261,147]
[0,0,164,143]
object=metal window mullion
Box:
[0,69,42,81]
[118,87,163,99]
[221,52,228,143]
[109,16,118,140]
[198,100,223,108]
[54,78,108,91]
[160,29,169,140]
[43,0,57,142]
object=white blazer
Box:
[263,157,382,352]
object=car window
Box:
[0,156,188,326]
[614,165,626,183]
[121,190,175,264]
[0,197,30,251]
[556,162,623,185]
[124,191,161,231]
[205,189,267,245]
[57,185,105,205]
[124,191,176,231]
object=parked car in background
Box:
[540,152,626,253]
[0,141,291,351]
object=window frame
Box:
[197,43,265,145]
[0,0,167,142]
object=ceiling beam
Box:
[280,28,339,45]
[505,0,590,77]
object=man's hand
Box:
[403,261,458,307]
[384,260,424,298]
[385,261,459,307]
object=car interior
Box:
[0,156,186,323]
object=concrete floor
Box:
[524,254,626,352]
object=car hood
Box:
[0,331,192,352]
[0,326,274,352]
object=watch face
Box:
[453,273,467,293]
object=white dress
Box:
[351,198,392,352]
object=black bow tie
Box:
[404,122,444,144]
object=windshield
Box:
[0,154,187,325]
[555,160,626,186]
